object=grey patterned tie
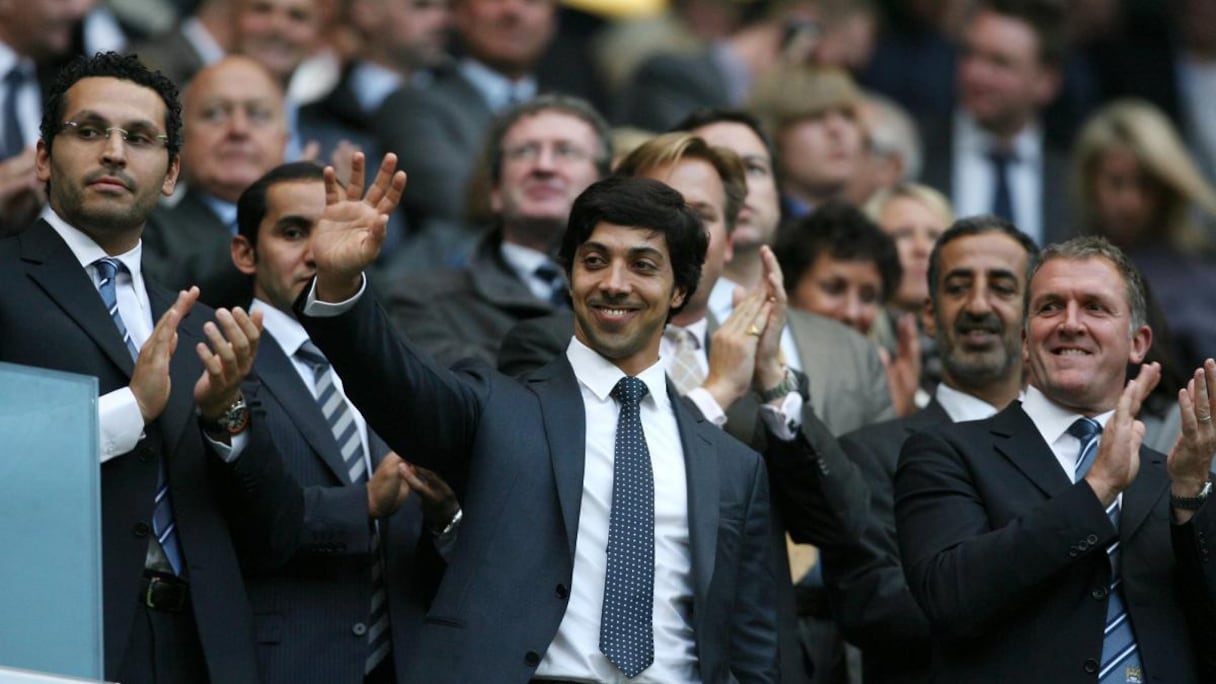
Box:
[663,325,705,396]
[295,341,391,673]
[1068,417,1142,683]
[1,65,25,159]
[95,258,184,574]
[600,376,655,677]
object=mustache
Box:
[954,311,1003,335]
[85,169,134,190]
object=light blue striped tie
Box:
[296,341,391,673]
[95,258,183,574]
[1069,417,1142,683]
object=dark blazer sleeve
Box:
[1171,499,1216,677]
[826,426,931,653]
[894,426,1118,640]
[295,284,483,491]
[729,453,781,684]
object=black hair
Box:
[927,214,1040,301]
[41,51,183,162]
[236,161,326,248]
[559,176,707,319]
[774,200,902,301]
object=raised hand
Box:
[1084,361,1161,506]
[193,306,263,419]
[1169,358,1216,502]
[881,313,923,417]
[752,245,788,394]
[130,287,198,422]
[704,288,770,411]
[312,153,407,301]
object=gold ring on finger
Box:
[746,325,761,337]
[1199,415,1212,423]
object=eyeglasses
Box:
[503,141,595,165]
[59,121,169,150]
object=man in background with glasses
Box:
[0,51,305,683]
[381,95,611,367]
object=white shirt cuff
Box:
[686,387,727,427]
[760,391,803,441]
[303,274,367,317]
[99,387,144,463]
[206,430,248,463]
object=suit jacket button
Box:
[352,622,367,636]
[1091,586,1108,600]
[1086,534,1098,544]
[1083,659,1098,674]
[555,583,568,599]
[133,522,151,537]
[525,651,540,667]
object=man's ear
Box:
[161,155,180,196]
[1128,324,1153,365]
[231,235,257,275]
[921,297,936,338]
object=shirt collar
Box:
[252,298,311,358]
[41,204,145,275]
[458,58,537,113]
[349,61,404,114]
[1020,385,1114,446]
[180,16,226,66]
[955,110,1043,163]
[566,335,670,410]
[0,41,32,79]
[667,318,708,350]
[934,382,1000,422]
[196,192,239,232]
[501,241,553,281]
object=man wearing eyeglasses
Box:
[381,95,611,367]
[142,56,289,310]
[0,51,305,683]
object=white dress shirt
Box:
[458,58,538,113]
[950,110,1046,246]
[501,241,563,302]
[43,206,243,463]
[934,382,1000,423]
[1020,386,1117,502]
[536,337,699,683]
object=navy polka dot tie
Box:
[601,376,655,677]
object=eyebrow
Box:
[580,241,667,261]
[68,110,161,130]
[272,215,314,230]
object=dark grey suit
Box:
[383,228,556,367]
[0,221,299,681]
[239,330,439,683]
[824,399,950,684]
[142,190,252,310]
[896,403,1216,682]
[918,114,1074,248]
[297,287,779,683]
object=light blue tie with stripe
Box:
[296,341,391,673]
[94,257,184,575]
[1069,417,1142,683]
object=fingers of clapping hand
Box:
[1178,359,1216,439]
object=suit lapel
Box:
[674,386,718,604]
[1120,448,1169,542]
[991,404,1074,498]
[22,221,136,377]
[530,357,587,557]
[256,333,357,484]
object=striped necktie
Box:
[295,341,391,673]
[663,325,704,396]
[1069,417,1142,683]
[94,257,184,575]
[600,376,655,677]
[2,64,26,159]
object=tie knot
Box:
[4,63,27,88]
[1067,417,1102,443]
[611,376,649,408]
[535,262,562,284]
[94,257,124,282]
[664,325,699,351]
[987,147,1016,166]
[295,340,330,370]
